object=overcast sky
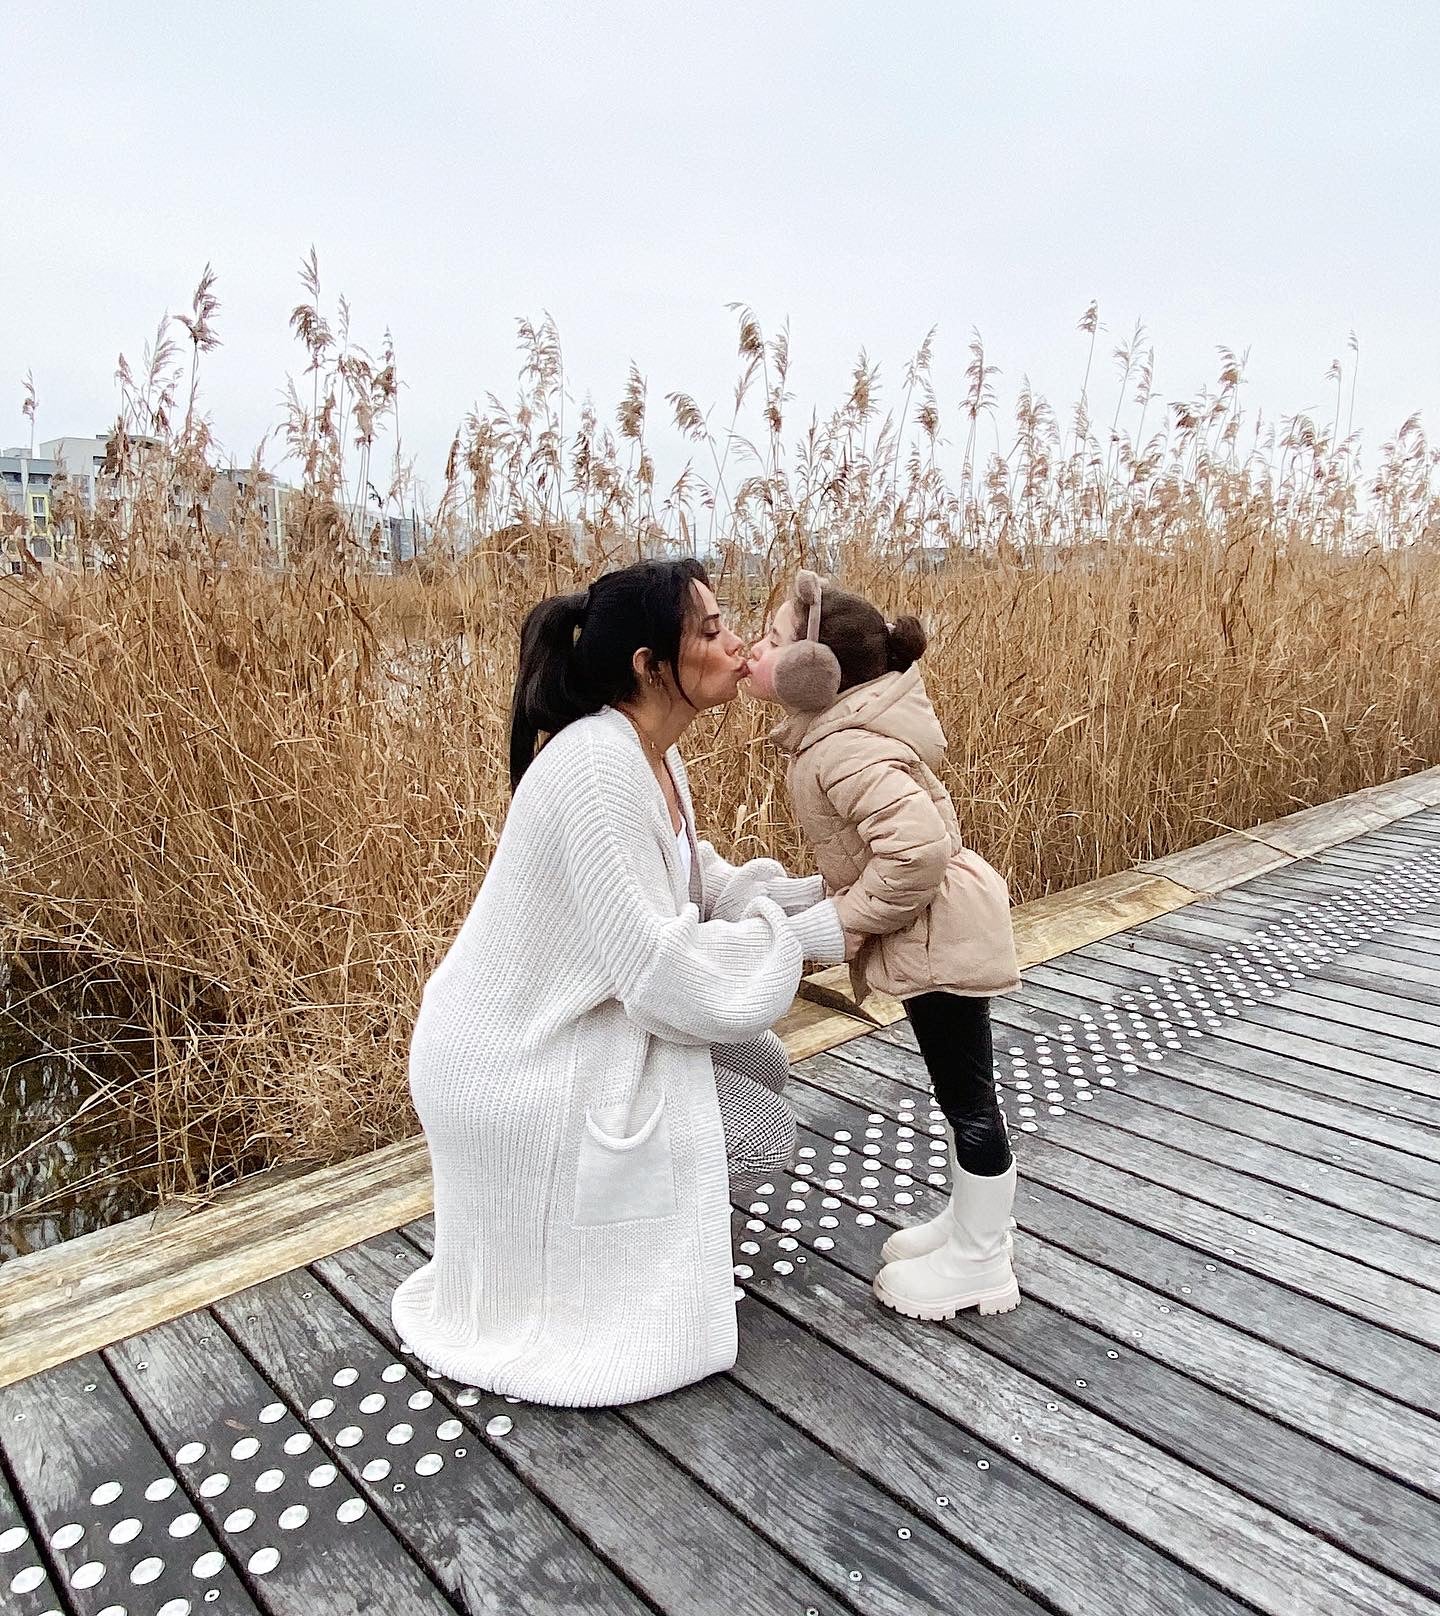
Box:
[3,2,1436,499]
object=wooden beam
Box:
[1013,870,1195,967]
[1137,832,1294,895]
[0,1137,434,1390]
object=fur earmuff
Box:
[772,569,842,712]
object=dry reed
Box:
[2,261,1438,1247]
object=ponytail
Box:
[508,590,593,792]
[507,557,709,792]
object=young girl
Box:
[747,569,1023,1321]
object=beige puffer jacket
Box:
[774,665,1020,1004]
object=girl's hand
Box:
[843,928,867,961]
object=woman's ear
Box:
[631,645,658,687]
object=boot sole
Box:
[872,1273,1021,1321]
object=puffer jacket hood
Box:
[774,665,946,772]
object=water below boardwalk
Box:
[0,987,159,1262]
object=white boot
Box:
[880,1124,1016,1265]
[873,1162,1020,1321]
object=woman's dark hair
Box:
[800,582,928,695]
[509,557,709,790]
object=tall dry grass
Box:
[3,261,1439,1246]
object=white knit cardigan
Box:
[392,707,844,1407]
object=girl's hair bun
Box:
[886,614,927,671]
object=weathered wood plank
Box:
[838,1024,1440,1197]
[1232,874,1435,921]
[1010,870,1197,968]
[1351,937,1440,982]
[728,1288,1252,1616]
[1388,769,1440,808]
[1003,1234,1440,1511]
[1019,946,1440,1093]
[1034,1068,1437,1237]
[796,1048,1438,1343]
[985,970,1440,1197]
[1030,949,1440,1056]
[1301,843,1433,879]
[1186,878,1428,932]
[1015,1128,1436,1342]
[866,1014,1440,1254]
[108,1304,478,1615]
[621,1374,1044,1616]
[732,1223,1438,1616]
[1231,861,1370,895]
[1133,907,1307,949]
[0,1137,434,1391]
[1353,771,1440,813]
[0,1350,263,1616]
[1296,806,1440,848]
[774,993,878,1055]
[1082,929,1440,1025]
[1304,960,1440,1014]
[1086,1031,1440,1160]
[1200,996,1440,1087]
[324,1228,850,1616]
[786,1065,1440,1420]
[782,1138,1440,1502]
[205,1263,647,1615]
[984,973,1440,1136]
[1311,827,1435,858]
[0,1463,68,1616]
[1136,831,1295,894]
[735,1178,1440,1588]
[1220,867,1440,919]
[1256,794,1427,858]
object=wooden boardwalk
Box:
[3,807,1440,1615]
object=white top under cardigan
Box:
[392,707,843,1408]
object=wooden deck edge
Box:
[2,766,1435,1388]
[1136,765,1440,891]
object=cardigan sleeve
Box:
[564,737,844,1046]
[819,737,950,937]
[695,841,826,921]
[667,747,823,920]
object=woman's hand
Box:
[843,928,867,961]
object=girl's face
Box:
[673,580,750,710]
[745,601,798,704]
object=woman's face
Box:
[744,601,797,704]
[673,580,750,710]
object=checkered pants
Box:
[713,1031,795,1191]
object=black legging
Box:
[905,992,1013,1177]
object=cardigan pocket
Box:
[574,1094,679,1227]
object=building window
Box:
[29,493,50,534]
